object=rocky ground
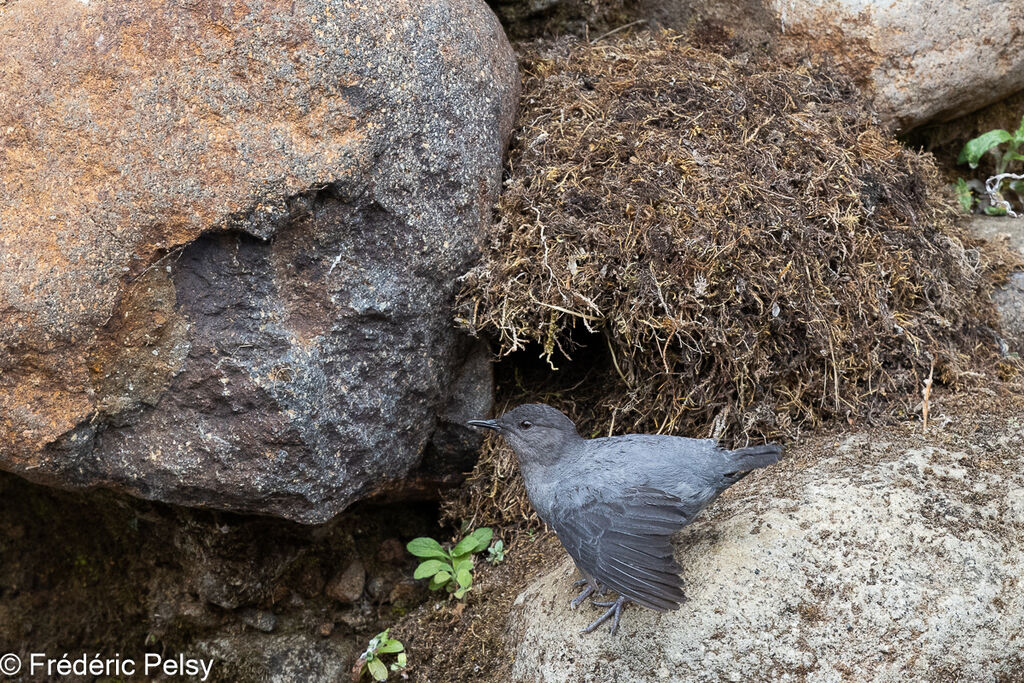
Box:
[0,475,445,681]
[1,0,1023,681]
[389,381,1024,682]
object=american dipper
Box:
[469,403,782,635]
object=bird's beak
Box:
[467,418,501,431]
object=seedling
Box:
[358,629,406,682]
[486,539,505,565]
[957,115,1024,215]
[407,527,492,600]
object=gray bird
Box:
[469,403,782,635]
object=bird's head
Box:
[468,403,581,468]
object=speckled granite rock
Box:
[197,633,358,683]
[993,272,1024,355]
[504,0,1024,131]
[770,0,1024,130]
[967,216,1024,355]
[506,420,1024,681]
[0,0,517,523]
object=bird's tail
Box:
[725,443,783,472]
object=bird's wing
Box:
[549,485,690,611]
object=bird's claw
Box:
[570,578,603,609]
[570,584,595,609]
[570,577,606,610]
[579,595,629,635]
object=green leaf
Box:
[451,527,492,556]
[456,566,473,589]
[451,554,474,574]
[469,527,494,552]
[413,559,449,579]
[955,178,974,213]
[1015,115,1024,143]
[1010,180,1024,194]
[958,129,1013,168]
[366,629,389,652]
[984,204,1008,216]
[428,571,451,590]
[367,658,388,681]
[451,536,479,557]
[406,537,448,560]
[397,653,407,667]
[1006,152,1024,163]
[377,640,404,654]
[454,586,470,599]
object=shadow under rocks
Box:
[0,472,450,682]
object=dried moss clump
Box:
[458,32,1005,444]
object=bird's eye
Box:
[520,420,533,430]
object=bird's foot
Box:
[570,584,595,609]
[580,596,630,636]
[570,577,607,609]
[570,578,604,609]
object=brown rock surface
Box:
[0,0,517,522]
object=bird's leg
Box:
[580,596,630,635]
[569,577,602,609]
[570,584,595,609]
[573,577,608,597]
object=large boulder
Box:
[770,0,1024,130]
[0,0,518,523]
[505,415,1024,681]
[651,0,1024,130]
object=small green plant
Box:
[955,177,974,213]
[358,629,406,682]
[407,527,492,600]
[486,539,505,565]
[957,115,1024,215]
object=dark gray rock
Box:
[198,633,358,683]
[0,0,518,523]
